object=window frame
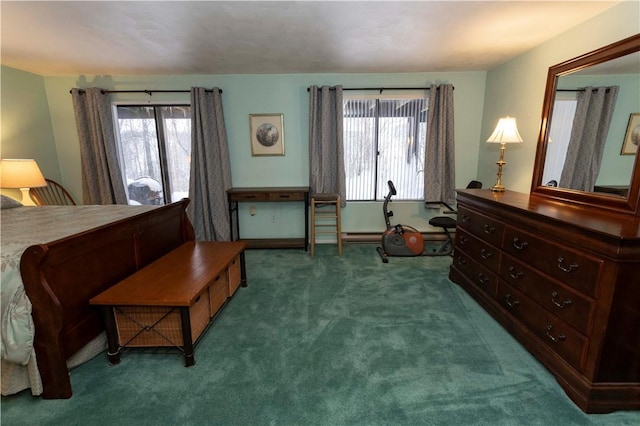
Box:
[343,92,429,201]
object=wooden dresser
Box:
[449,189,640,413]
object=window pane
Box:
[116,106,163,205]
[161,107,191,202]
[543,99,577,185]
[344,100,377,200]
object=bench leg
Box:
[240,251,248,287]
[180,307,195,367]
[102,307,121,365]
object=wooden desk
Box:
[90,241,247,366]
[227,187,310,250]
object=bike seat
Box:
[429,216,457,229]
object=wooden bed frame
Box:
[20,199,195,399]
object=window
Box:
[542,95,578,185]
[115,105,191,205]
[343,95,428,201]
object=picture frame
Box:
[620,112,640,155]
[249,113,285,156]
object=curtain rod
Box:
[307,86,452,93]
[556,88,612,93]
[69,88,222,94]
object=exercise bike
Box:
[376,181,425,263]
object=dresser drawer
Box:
[453,249,498,298]
[268,191,306,201]
[502,226,602,297]
[228,191,269,201]
[457,206,504,247]
[497,281,588,372]
[456,228,501,272]
[500,254,594,334]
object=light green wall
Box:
[480,1,640,193]
[1,65,61,199]
[41,72,486,235]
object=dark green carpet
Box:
[2,245,638,425]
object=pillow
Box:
[1,195,23,209]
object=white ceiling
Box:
[0,1,622,77]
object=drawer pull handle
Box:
[483,224,495,234]
[462,215,471,223]
[244,195,257,199]
[459,236,469,245]
[546,325,566,342]
[456,256,466,267]
[557,257,578,273]
[508,266,524,280]
[551,291,572,308]
[512,237,528,250]
[505,294,520,308]
[480,249,493,259]
[279,195,291,198]
[477,273,490,286]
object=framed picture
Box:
[621,112,640,155]
[249,113,285,156]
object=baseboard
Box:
[341,232,451,244]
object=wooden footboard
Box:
[20,199,195,399]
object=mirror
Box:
[531,34,640,215]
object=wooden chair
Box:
[30,179,77,206]
[310,193,342,256]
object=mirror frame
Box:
[531,33,640,216]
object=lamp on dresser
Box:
[0,159,47,206]
[486,116,523,192]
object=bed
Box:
[1,197,194,399]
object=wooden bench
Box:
[90,241,247,366]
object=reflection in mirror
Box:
[542,51,640,197]
[532,33,640,216]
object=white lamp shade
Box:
[0,159,47,188]
[486,117,523,144]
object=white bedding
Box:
[0,204,157,396]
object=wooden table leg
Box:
[180,307,195,367]
[102,307,121,364]
[240,250,248,287]
[304,191,310,251]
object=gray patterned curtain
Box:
[559,86,619,191]
[188,87,232,241]
[424,84,456,206]
[308,85,346,207]
[71,88,128,205]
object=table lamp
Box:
[486,117,523,192]
[0,159,47,206]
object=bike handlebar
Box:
[387,180,397,196]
